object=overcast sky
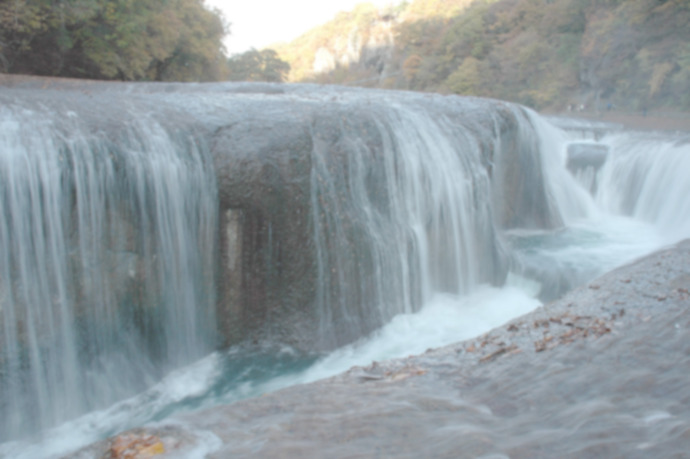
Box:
[206,0,396,55]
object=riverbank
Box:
[72,239,690,458]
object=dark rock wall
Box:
[0,78,567,353]
[491,109,563,230]
[207,90,565,351]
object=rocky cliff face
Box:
[205,88,564,350]
[0,78,564,357]
[280,0,690,111]
[311,17,397,82]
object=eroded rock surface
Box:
[73,239,690,458]
[0,78,568,354]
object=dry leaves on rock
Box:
[106,433,165,459]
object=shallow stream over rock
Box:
[0,79,688,457]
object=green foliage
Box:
[443,56,482,95]
[577,0,690,110]
[442,4,491,60]
[0,0,228,81]
[274,2,381,82]
[227,49,291,82]
[277,0,690,111]
[404,0,476,19]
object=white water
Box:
[0,103,217,445]
[1,89,688,457]
[0,213,662,458]
[309,101,508,347]
[595,132,690,243]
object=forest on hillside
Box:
[276,0,690,112]
[3,0,688,112]
[0,0,230,81]
[0,0,290,82]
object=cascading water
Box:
[595,132,690,243]
[287,97,586,349]
[0,82,687,458]
[308,101,510,347]
[0,99,217,442]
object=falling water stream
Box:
[0,84,687,457]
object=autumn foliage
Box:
[0,0,229,81]
[277,0,690,111]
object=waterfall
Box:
[0,101,217,441]
[596,132,690,243]
[296,97,585,349]
[0,86,591,440]
[309,102,503,347]
[525,112,596,225]
[1,82,688,455]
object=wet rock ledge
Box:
[72,239,690,458]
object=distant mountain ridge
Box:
[275,0,690,112]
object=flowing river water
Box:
[0,83,687,457]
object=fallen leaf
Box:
[480,345,518,363]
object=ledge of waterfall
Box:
[72,239,690,458]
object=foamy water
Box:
[0,211,669,458]
[1,86,688,458]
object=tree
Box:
[0,0,228,81]
[444,56,482,95]
[227,49,291,82]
